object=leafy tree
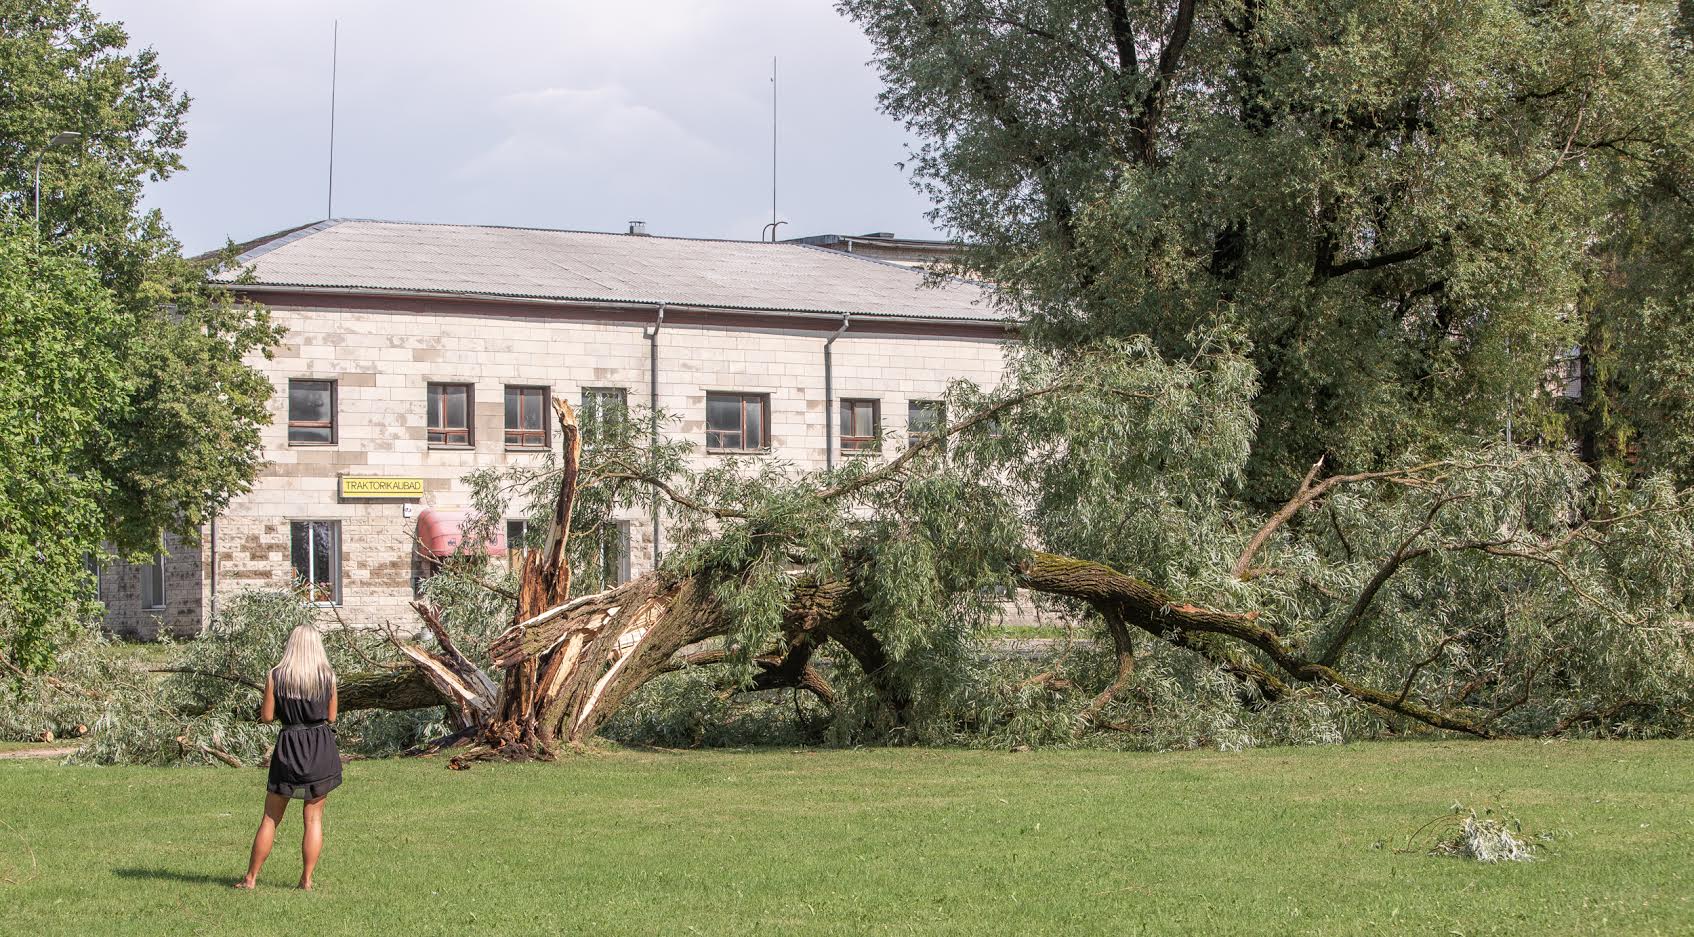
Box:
[0,0,278,667]
[0,224,127,668]
[839,0,1694,501]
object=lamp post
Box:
[33,131,83,232]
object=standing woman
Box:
[236,624,341,890]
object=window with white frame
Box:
[290,520,342,605]
[581,387,629,448]
[140,554,166,610]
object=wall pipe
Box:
[208,515,218,621]
[824,313,851,469]
[644,304,666,564]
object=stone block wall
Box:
[105,299,1010,635]
[98,531,205,639]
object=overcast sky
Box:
[90,0,941,254]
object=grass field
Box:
[2,742,1690,936]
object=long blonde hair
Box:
[274,624,335,699]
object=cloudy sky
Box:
[91,0,940,254]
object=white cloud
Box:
[456,85,723,181]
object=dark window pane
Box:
[311,523,334,587]
[289,382,331,422]
[706,395,740,431]
[290,522,309,582]
[427,389,442,428]
[504,389,519,429]
[290,425,332,444]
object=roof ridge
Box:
[300,216,803,247]
[233,218,344,265]
[788,241,991,290]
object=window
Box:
[581,387,629,448]
[908,400,945,449]
[287,379,336,445]
[290,521,341,605]
[504,386,549,448]
[840,398,880,452]
[506,519,530,573]
[705,392,770,451]
[427,383,473,447]
[598,521,631,586]
[140,554,165,610]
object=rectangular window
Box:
[840,398,880,452]
[427,383,473,447]
[287,379,336,445]
[581,387,629,448]
[290,520,341,605]
[140,554,165,610]
[506,519,529,572]
[504,385,549,448]
[599,520,631,586]
[908,400,945,449]
[705,392,770,452]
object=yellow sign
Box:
[340,476,425,499]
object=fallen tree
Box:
[342,350,1694,758]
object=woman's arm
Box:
[327,683,338,724]
[258,672,276,724]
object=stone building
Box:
[99,219,1011,637]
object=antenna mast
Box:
[760,56,787,242]
[327,19,339,220]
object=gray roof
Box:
[216,219,1001,322]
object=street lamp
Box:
[34,131,83,230]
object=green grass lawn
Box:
[2,742,1690,936]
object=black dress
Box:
[266,670,342,800]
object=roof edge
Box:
[228,282,1015,326]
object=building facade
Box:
[99,219,1012,637]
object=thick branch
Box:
[1017,551,1494,737]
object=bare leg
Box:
[236,792,289,888]
[299,795,326,890]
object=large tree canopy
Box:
[0,0,278,667]
[839,0,1694,498]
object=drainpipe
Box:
[208,515,218,624]
[643,304,666,564]
[824,313,850,469]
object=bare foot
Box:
[234,878,256,889]
[298,880,313,891]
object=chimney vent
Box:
[627,220,649,236]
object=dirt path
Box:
[0,746,76,761]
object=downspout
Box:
[824,313,850,469]
[644,304,666,564]
[208,515,218,623]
